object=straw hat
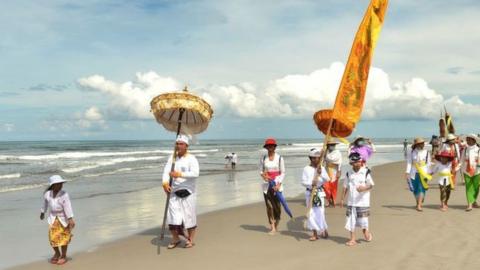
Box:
[445,134,456,142]
[412,137,425,147]
[48,175,67,186]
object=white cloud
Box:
[77,63,480,122]
[76,106,107,130]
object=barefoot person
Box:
[301,148,330,241]
[341,152,374,246]
[323,139,342,207]
[162,134,200,249]
[460,134,480,211]
[405,137,432,211]
[259,137,285,235]
[430,151,454,211]
[40,175,75,265]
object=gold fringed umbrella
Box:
[150,86,213,253]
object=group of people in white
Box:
[405,133,480,212]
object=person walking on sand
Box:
[405,137,432,212]
[430,151,455,211]
[341,152,374,246]
[259,137,285,235]
[231,152,238,170]
[441,134,461,185]
[162,135,200,249]
[460,134,480,211]
[323,138,342,207]
[301,148,331,241]
[40,175,75,265]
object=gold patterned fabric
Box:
[314,0,388,137]
[49,218,72,247]
[150,89,213,135]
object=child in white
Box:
[301,148,330,241]
[430,151,454,211]
[342,152,374,246]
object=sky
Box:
[1,0,479,141]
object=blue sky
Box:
[1,0,479,141]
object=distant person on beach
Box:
[231,153,238,170]
[430,135,441,161]
[162,135,200,249]
[349,136,375,164]
[341,152,374,246]
[405,137,431,212]
[224,153,232,168]
[403,139,408,158]
[323,138,342,207]
[460,134,480,211]
[430,151,454,211]
[259,137,285,235]
[301,148,330,241]
[40,175,75,265]
[441,134,461,185]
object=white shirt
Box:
[301,165,330,189]
[460,145,480,176]
[41,190,74,227]
[231,154,238,164]
[343,167,374,207]
[430,162,452,186]
[259,153,285,193]
[162,153,200,193]
[406,149,431,179]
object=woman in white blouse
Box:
[40,175,75,265]
[259,137,285,235]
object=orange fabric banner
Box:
[331,0,389,128]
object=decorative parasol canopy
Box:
[150,87,213,135]
[313,109,355,138]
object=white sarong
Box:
[305,191,328,232]
[168,192,197,229]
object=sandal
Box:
[184,241,195,248]
[346,240,357,246]
[56,258,67,265]
[365,232,373,242]
[167,241,181,249]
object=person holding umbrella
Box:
[323,138,342,207]
[162,134,200,249]
[260,137,286,235]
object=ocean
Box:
[0,138,405,269]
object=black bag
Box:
[174,189,191,198]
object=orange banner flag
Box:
[314,0,388,138]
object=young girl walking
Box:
[40,175,75,265]
[430,151,455,211]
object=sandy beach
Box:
[9,161,480,270]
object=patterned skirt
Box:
[49,218,72,247]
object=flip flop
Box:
[167,241,181,249]
[465,208,473,212]
[56,258,67,265]
[346,241,357,246]
[365,233,373,242]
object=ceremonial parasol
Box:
[150,86,213,252]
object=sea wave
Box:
[61,156,166,173]
[0,149,219,161]
[0,173,21,180]
[0,183,45,193]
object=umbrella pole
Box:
[159,108,185,254]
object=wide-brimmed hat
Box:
[263,138,277,148]
[309,148,321,157]
[412,137,425,148]
[445,134,456,142]
[48,175,67,186]
[176,134,189,145]
[348,152,362,163]
[465,134,479,144]
[435,151,454,161]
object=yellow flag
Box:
[331,0,389,126]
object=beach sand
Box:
[10,161,480,270]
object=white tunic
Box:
[259,153,285,193]
[405,149,431,179]
[343,167,374,207]
[162,153,199,228]
[460,145,480,176]
[302,165,330,232]
[41,190,74,227]
[430,162,452,186]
